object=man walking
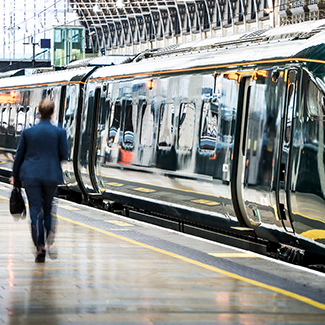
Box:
[10,98,68,263]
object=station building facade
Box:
[1,0,325,64]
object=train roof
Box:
[89,19,325,81]
[0,67,94,90]
[66,55,134,69]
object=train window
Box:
[42,89,47,99]
[59,85,67,126]
[123,103,136,147]
[8,106,16,135]
[307,80,325,117]
[108,102,121,145]
[199,101,219,150]
[20,91,30,107]
[178,102,195,150]
[140,103,154,146]
[63,86,77,129]
[158,103,174,147]
[25,107,35,128]
[16,106,27,135]
[285,84,294,143]
[0,105,7,134]
[34,106,40,125]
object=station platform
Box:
[0,182,325,324]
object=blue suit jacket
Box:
[12,119,69,187]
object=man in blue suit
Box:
[10,98,68,263]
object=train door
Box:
[93,84,111,189]
[232,71,277,228]
[275,70,297,232]
[231,76,253,227]
[232,69,296,232]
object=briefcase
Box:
[9,186,26,217]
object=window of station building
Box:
[307,79,325,118]
[199,100,219,150]
[123,103,136,147]
[108,102,121,146]
[158,103,174,148]
[178,102,195,150]
[140,102,154,146]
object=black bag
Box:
[9,186,26,216]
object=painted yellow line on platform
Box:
[55,212,325,312]
[0,195,8,200]
[106,182,124,187]
[60,205,80,211]
[104,220,133,226]
[209,253,258,258]
[0,186,9,190]
[191,199,219,206]
[300,229,325,240]
[133,187,156,193]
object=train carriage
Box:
[1,20,325,266]
[79,20,325,265]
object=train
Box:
[0,20,325,268]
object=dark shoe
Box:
[35,249,46,263]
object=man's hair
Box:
[38,98,54,119]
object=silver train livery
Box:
[0,20,325,267]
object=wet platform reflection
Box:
[0,184,325,324]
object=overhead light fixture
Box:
[93,1,101,12]
[116,0,125,9]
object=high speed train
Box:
[1,20,325,267]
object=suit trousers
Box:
[24,182,57,249]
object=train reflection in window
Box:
[140,103,154,146]
[199,101,219,150]
[123,103,135,148]
[108,102,121,146]
[158,103,174,147]
[178,102,195,150]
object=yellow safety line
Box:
[104,220,133,226]
[1,192,324,310]
[54,212,325,311]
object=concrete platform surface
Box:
[0,182,324,324]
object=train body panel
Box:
[1,21,325,264]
